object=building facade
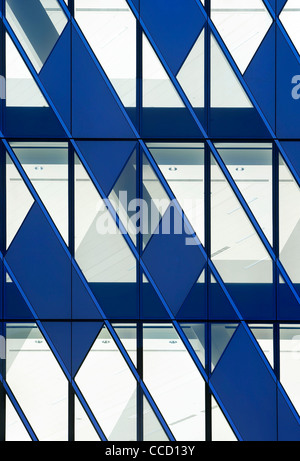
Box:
[0,0,300,441]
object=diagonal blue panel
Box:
[209,274,239,321]
[176,271,207,320]
[278,278,300,320]
[210,324,277,440]
[142,205,206,316]
[72,266,102,320]
[244,24,275,131]
[5,271,34,320]
[6,203,71,319]
[140,0,206,75]
[280,142,300,178]
[72,321,103,377]
[277,0,288,14]
[76,141,136,196]
[72,26,135,138]
[41,321,71,374]
[276,27,300,138]
[266,0,276,12]
[278,390,300,441]
[142,273,170,320]
[39,22,71,130]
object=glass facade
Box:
[0,0,299,442]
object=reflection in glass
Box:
[147,143,205,246]
[6,323,68,441]
[143,324,205,441]
[10,142,69,244]
[211,155,272,283]
[6,0,67,72]
[75,325,137,441]
[75,0,136,108]
[279,155,300,285]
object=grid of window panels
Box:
[0,0,299,441]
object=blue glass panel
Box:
[5,273,34,320]
[277,0,288,14]
[276,26,300,138]
[140,0,205,75]
[39,22,71,130]
[176,271,207,320]
[142,273,170,320]
[142,204,206,316]
[72,321,103,377]
[76,141,136,197]
[210,324,277,441]
[71,26,135,138]
[6,203,71,319]
[244,24,275,131]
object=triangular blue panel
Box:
[266,0,276,13]
[72,26,135,138]
[244,24,275,131]
[72,321,103,377]
[140,0,206,75]
[176,270,207,320]
[142,206,206,316]
[211,324,277,440]
[39,22,71,130]
[277,0,288,14]
[276,27,300,138]
[277,390,300,441]
[277,279,300,320]
[76,141,136,196]
[6,203,71,319]
[280,142,300,179]
[72,266,102,320]
[142,273,170,320]
[41,322,71,375]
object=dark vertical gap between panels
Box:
[205,0,211,136]
[68,143,75,441]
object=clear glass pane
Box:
[211,396,237,441]
[74,396,101,441]
[143,324,205,441]
[75,155,136,283]
[280,324,300,415]
[279,155,300,285]
[75,0,136,108]
[211,0,272,74]
[6,153,34,249]
[143,396,169,441]
[5,33,49,107]
[279,0,300,54]
[147,142,205,245]
[6,323,68,441]
[10,141,69,245]
[5,396,31,441]
[6,0,67,72]
[210,34,252,108]
[75,325,137,441]
[143,34,184,109]
[249,324,273,367]
[211,155,273,283]
[215,143,273,244]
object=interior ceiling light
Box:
[34,166,44,170]
[168,167,178,171]
[235,167,245,172]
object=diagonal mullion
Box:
[3,139,175,441]
[1,256,108,441]
[124,0,300,304]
